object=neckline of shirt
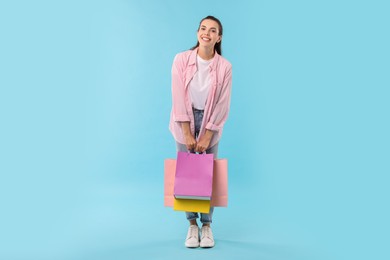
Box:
[197,54,214,64]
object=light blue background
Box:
[0,0,389,259]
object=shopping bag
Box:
[164,158,228,207]
[173,198,211,213]
[211,159,228,206]
[173,151,214,200]
[164,159,176,207]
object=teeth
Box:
[202,38,210,41]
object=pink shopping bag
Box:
[173,152,214,200]
[164,158,228,207]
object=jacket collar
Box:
[189,47,220,71]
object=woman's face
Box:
[197,19,221,49]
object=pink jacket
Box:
[169,48,232,148]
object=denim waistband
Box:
[192,107,204,112]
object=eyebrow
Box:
[200,25,217,30]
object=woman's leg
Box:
[180,109,218,247]
[199,143,218,226]
[176,142,200,225]
[176,142,200,247]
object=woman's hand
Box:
[195,130,214,153]
[181,122,196,151]
[195,137,210,153]
[184,133,196,151]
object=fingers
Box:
[186,140,196,151]
[185,136,208,153]
[196,139,210,153]
[195,144,206,153]
[185,134,196,151]
[187,143,196,151]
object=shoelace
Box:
[202,227,212,238]
[188,226,198,239]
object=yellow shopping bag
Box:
[173,198,211,213]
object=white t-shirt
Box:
[188,55,213,110]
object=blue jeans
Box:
[176,108,218,224]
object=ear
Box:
[217,35,222,43]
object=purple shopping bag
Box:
[174,151,214,200]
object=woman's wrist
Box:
[203,129,214,140]
[181,122,192,136]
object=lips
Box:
[201,37,211,42]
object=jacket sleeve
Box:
[205,65,232,131]
[171,54,190,122]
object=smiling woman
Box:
[191,16,223,57]
[168,15,232,249]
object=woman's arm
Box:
[205,65,232,132]
[172,54,197,150]
[181,122,196,151]
[196,65,232,153]
[195,129,214,153]
[171,54,190,122]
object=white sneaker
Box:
[200,226,215,248]
[185,225,200,248]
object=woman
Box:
[169,15,232,248]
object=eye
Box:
[200,27,206,31]
[211,29,216,33]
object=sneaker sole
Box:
[185,243,200,248]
